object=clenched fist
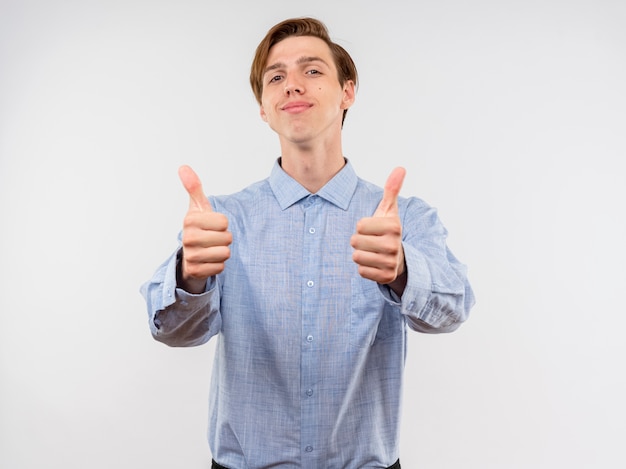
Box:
[351,167,407,295]
[178,165,232,294]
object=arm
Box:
[140,246,222,347]
[351,168,473,333]
[139,165,232,346]
[396,199,475,333]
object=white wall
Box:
[1,0,625,467]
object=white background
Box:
[1,0,625,467]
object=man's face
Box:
[259,36,355,145]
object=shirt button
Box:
[306,335,314,342]
[309,227,316,234]
[307,280,314,287]
[306,389,313,397]
[305,446,314,452]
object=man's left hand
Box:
[351,167,407,291]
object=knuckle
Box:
[184,262,202,278]
[184,250,201,264]
[213,213,229,230]
[376,269,394,284]
[181,230,197,245]
[209,263,226,276]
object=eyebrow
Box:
[263,56,330,76]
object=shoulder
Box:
[208,178,273,213]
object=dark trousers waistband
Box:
[212,459,400,469]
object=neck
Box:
[278,135,346,193]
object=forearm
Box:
[400,242,474,333]
[140,247,221,347]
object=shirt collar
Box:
[269,158,358,211]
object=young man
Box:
[141,17,474,469]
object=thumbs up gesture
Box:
[178,165,232,293]
[351,167,407,291]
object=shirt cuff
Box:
[396,243,432,317]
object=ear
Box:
[259,105,268,122]
[340,80,356,110]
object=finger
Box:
[182,227,232,248]
[178,165,213,212]
[355,264,397,286]
[374,167,406,217]
[183,211,230,232]
[354,217,402,237]
[351,232,401,255]
[352,249,397,271]
[184,245,231,264]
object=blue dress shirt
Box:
[141,159,474,468]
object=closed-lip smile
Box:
[281,101,313,113]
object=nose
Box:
[284,77,304,96]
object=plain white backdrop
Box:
[1,0,625,467]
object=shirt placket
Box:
[300,194,323,465]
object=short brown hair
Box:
[250,17,358,125]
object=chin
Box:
[280,128,316,145]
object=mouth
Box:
[281,101,313,114]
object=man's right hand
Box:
[177,165,232,294]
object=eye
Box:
[268,75,283,84]
[306,69,321,76]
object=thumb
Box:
[374,167,406,217]
[178,165,213,212]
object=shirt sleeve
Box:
[391,197,475,333]
[139,245,222,347]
